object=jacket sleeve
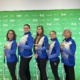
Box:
[49,41,60,59]
[19,36,34,50]
[4,41,17,54]
[61,40,76,56]
[37,36,48,51]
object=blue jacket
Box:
[18,32,34,58]
[4,39,18,62]
[35,35,48,58]
[61,37,76,66]
[48,38,60,61]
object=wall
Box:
[0,0,80,11]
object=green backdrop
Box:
[0,9,80,80]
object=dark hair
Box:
[34,25,44,44]
[24,24,30,29]
[50,30,56,35]
[6,30,17,41]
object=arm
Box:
[49,41,60,59]
[37,36,48,51]
[19,36,34,49]
[61,40,76,56]
[4,41,17,54]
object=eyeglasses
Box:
[8,33,13,35]
[50,34,54,35]
[23,28,29,29]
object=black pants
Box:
[64,64,75,80]
[50,59,60,80]
[19,56,32,80]
[7,61,17,80]
[37,58,47,80]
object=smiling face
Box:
[8,31,14,40]
[63,30,71,39]
[23,26,30,33]
[50,31,56,39]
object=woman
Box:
[4,30,18,80]
[18,24,34,80]
[48,31,60,80]
[34,25,48,80]
[61,29,76,80]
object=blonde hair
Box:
[63,29,72,36]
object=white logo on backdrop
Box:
[46,23,52,26]
[3,20,8,22]
[39,19,45,21]
[39,14,44,17]
[10,15,14,17]
[54,18,59,21]
[46,19,52,21]
[57,32,62,35]
[18,28,23,31]
[16,14,22,17]
[71,22,76,25]
[3,24,8,26]
[70,18,73,21]
[79,18,80,20]
[25,19,31,21]
[54,14,58,16]
[62,23,69,25]
[0,69,2,72]
[78,23,80,25]
[71,27,77,30]
[61,13,66,16]
[70,18,77,20]
[24,14,29,17]
[62,18,67,20]
[77,13,80,15]
[0,42,2,45]
[73,37,76,39]
[54,23,60,25]
[0,56,2,58]
[2,15,8,17]
[11,24,16,26]
[33,19,38,22]
[69,13,74,16]
[17,19,23,22]
[39,23,44,25]
[46,14,52,16]
[32,14,38,16]
[79,32,80,34]
[10,19,15,22]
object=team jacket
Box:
[48,38,60,61]
[35,35,48,58]
[18,32,34,58]
[61,37,76,66]
[4,39,18,62]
